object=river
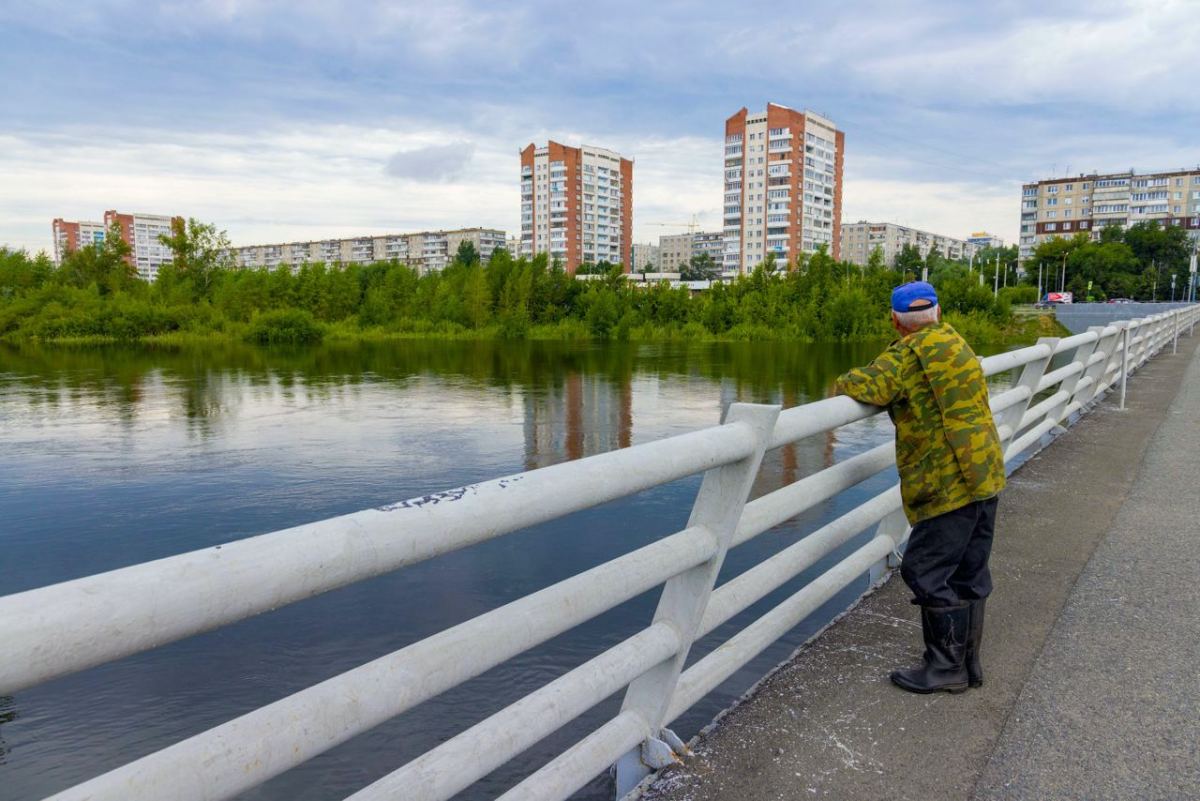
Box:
[0,339,1001,800]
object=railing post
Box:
[1049,334,1097,426]
[1126,318,1144,374]
[1096,324,1125,398]
[1120,324,1132,409]
[1173,310,1180,355]
[1081,325,1121,407]
[612,402,779,798]
[868,508,909,586]
[996,338,1056,458]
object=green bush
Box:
[999,286,1038,305]
[245,309,324,345]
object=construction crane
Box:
[644,214,702,235]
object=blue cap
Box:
[891,281,939,312]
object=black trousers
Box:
[900,497,999,607]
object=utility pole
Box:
[1060,252,1067,293]
[1152,259,1157,302]
[993,255,999,297]
[1190,248,1198,302]
[1037,261,1044,300]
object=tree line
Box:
[1026,221,1195,301]
[0,218,1036,346]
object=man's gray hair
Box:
[894,304,940,328]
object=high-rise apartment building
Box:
[519,141,633,274]
[52,210,181,281]
[105,210,177,281]
[840,221,980,267]
[658,231,724,272]
[1019,168,1200,261]
[231,227,506,274]
[52,219,108,262]
[723,104,843,274]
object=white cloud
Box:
[384,142,476,182]
[848,0,1200,109]
[4,1,1199,257]
[0,125,518,251]
[842,177,1019,245]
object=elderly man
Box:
[835,281,1006,694]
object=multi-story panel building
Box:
[1019,168,1200,261]
[520,141,633,274]
[723,104,843,274]
[630,243,660,271]
[230,227,506,274]
[657,231,724,271]
[658,233,692,272]
[694,231,724,268]
[52,211,181,281]
[840,221,980,267]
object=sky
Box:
[2,0,1198,254]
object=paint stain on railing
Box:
[377,475,524,511]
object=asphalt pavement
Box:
[642,330,1200,801]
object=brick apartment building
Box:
[520,141,633,274]
[722,104,843,273]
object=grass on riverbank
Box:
[24,311,1066,349]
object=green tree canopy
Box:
[681,252,720,281]
[454,239,480,267]
[894,243,923,275]
[157,217,235,299]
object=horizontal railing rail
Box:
[4,304,1197,801]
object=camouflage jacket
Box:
[834,322,1006,524]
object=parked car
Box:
[1106,298,1134,304]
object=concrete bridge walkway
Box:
[644,333,1200,801]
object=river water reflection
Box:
[0,339,1003,800]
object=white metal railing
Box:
[3,305,1197,801]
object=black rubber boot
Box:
[966,598,986,688]
[890,603,970,694]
